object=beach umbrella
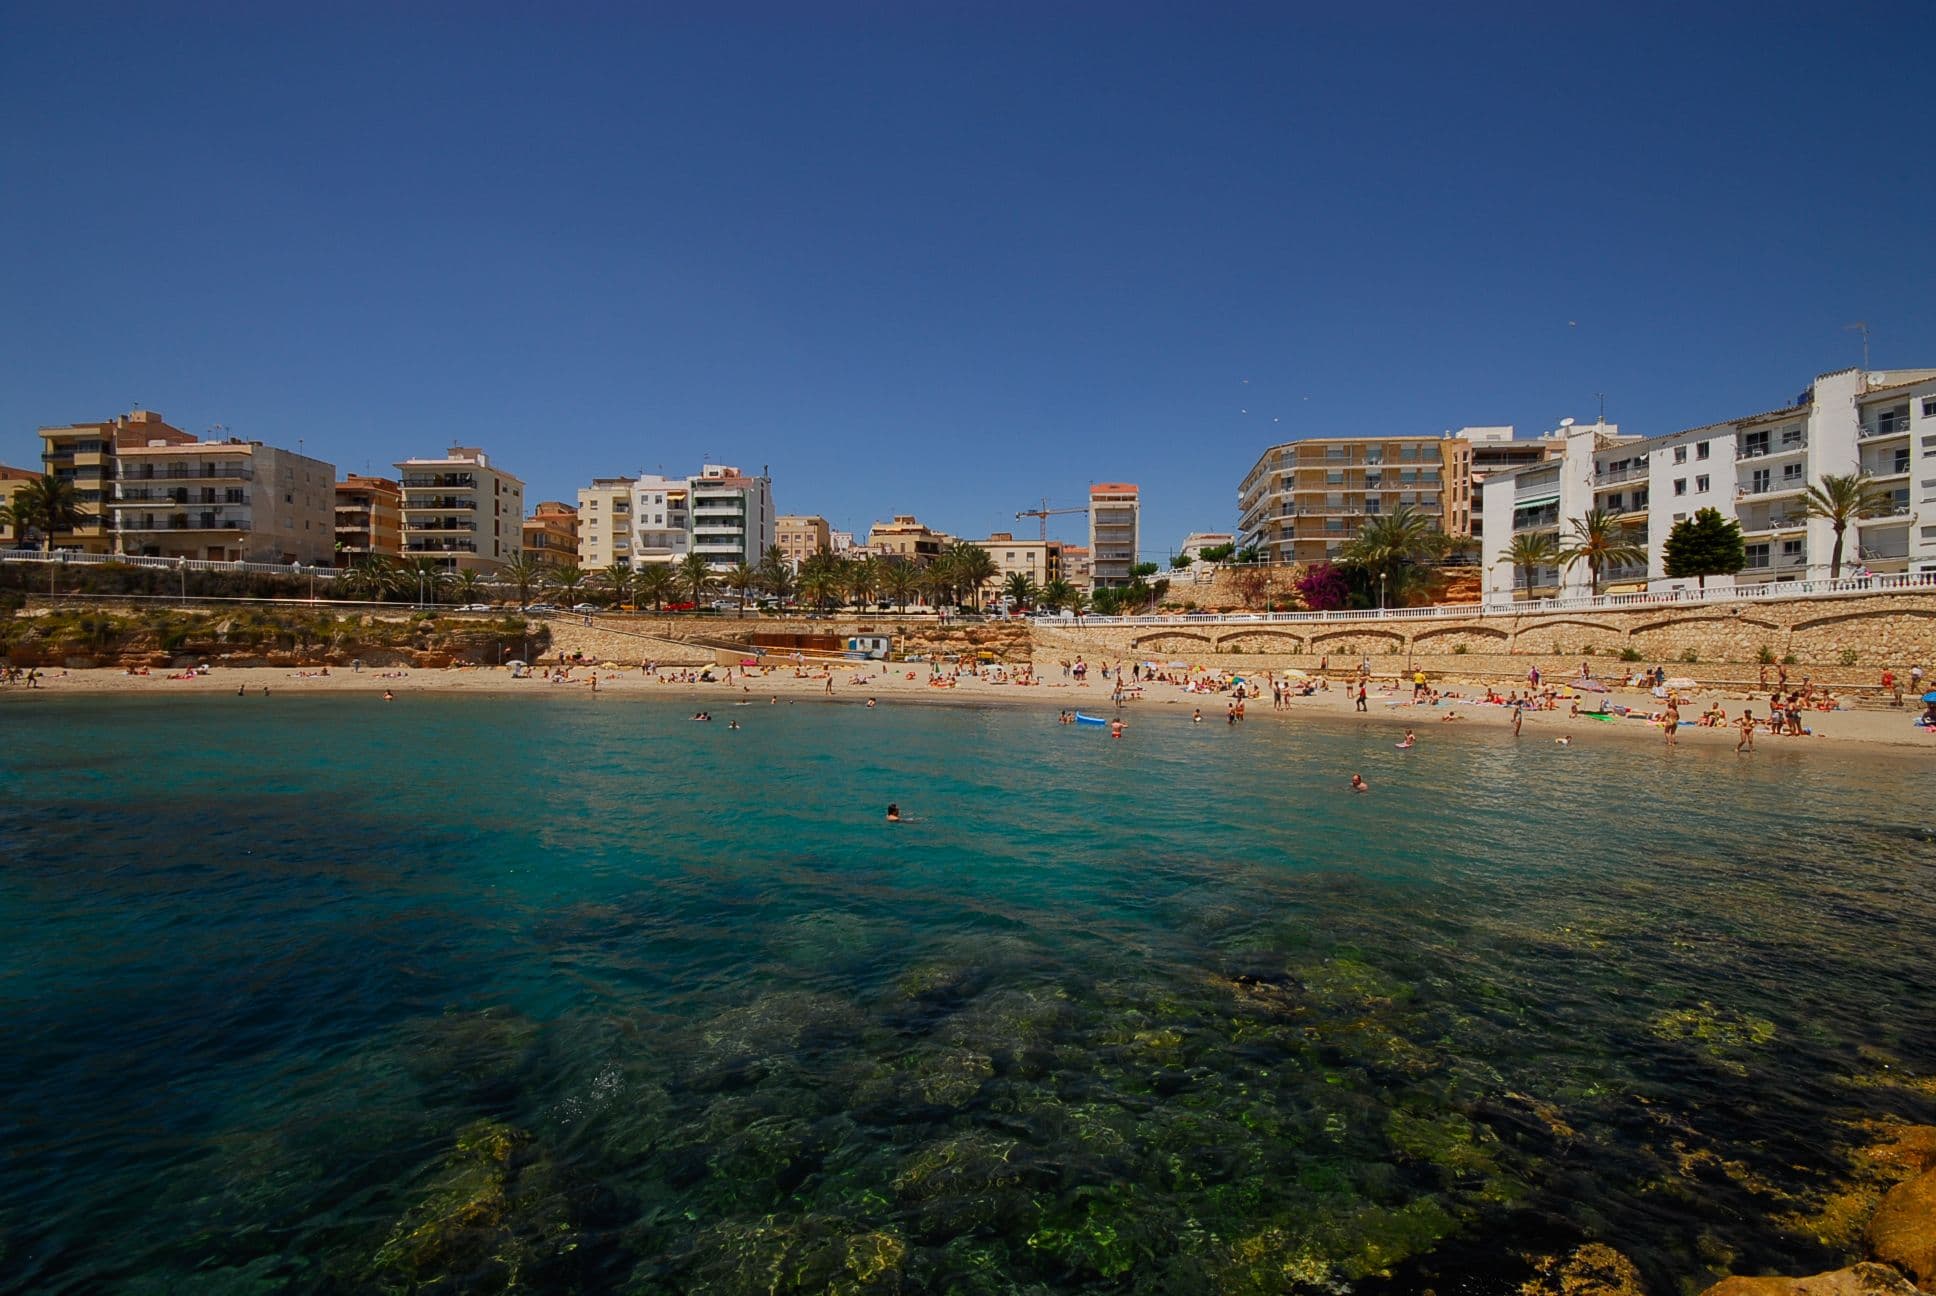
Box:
[1924,690,1936,703]
[505,659,527,668]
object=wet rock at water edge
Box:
[1866,1168,1936,1291]
[1518,1243,1647,1295]
[1699,1263,1921,1295]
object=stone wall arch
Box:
[1412,622,1508,645]
[1308,626,1405,649]
[1129,631,1212,652]
[1786,607,1936,664]
[1212,629,1306,653]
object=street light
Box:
[179,558,187,604]
[1378,570,1387,611]
[417,569,426,609]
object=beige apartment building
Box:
[978,532,1063,601]
[1059,544,1092,589]
[112,436,336,564]
[1088,483,1140,587]
[334,475,402,566]
[1,463,38,546]
[523,501,579,564]
[394,446,524,572]
[775,514,831,569]
[575,479,634,570]
[1236,436,1472,566]
[866,514,950,563]
[38,409,196,552]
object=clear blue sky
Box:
[5,3,1932,557]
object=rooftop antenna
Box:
[1845,321,1870,370]
[1595,392,1607,423]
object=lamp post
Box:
[1378,570,1387,612]
[179,558,187,604]
[417,569,426,609]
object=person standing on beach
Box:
[1511,703,1523,737]
[1528,665,1540,689]
[1663,699,1679,746]
[1736,710,1756,752]
[1355,682,1368,712]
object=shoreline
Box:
[7,663,1933,755]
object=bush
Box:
[1781,653,1799,665]
[1680,648,1699,663]
[1618,647,1642,662]
[1755,645,1775,665]
[1839,648,1859,666]
[1582,645,1597,657]
[1452,643,1468,655]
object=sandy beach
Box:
[8,659,1933,755]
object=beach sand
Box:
[7,660,1932,756]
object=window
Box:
[1633,489,1649,508]
[1745,543,1771,569]
[1893,449,1910,474]
[1923,398,1936,418]
[1751,468,1771,493]
[1780,539,1805,563]
[1695,475,1710,492]
[1782,463,1804,484]
[1606,493,1623,511]
[1696,442,1710,460]
[1674,478,1687,496]
[1674,446,1688,464]
[1780,425,1804,447]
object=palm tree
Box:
[0,495,42,548]
[879,557,920,612]
[724,562,758,617]
[340,555,402,602]
[1337,506,1444,606]
[1067,589,1090,625]
[547,564,588,605]
[597,564,633,609]
[1497,533,1560,597]
[676,551,713,608]
[1002,571,1037,611]
[1558,510,1647,596]
[1038,577,1075,613]
[919,563,955,612]
[12,474,89,552]
[948,544,999,611]
[798,562,842,612]
[844,555,879,611]
[1802,472,1893,579]
[634,563,676,611]
[761,556,797,608]
[407,558,452,606]
[500,553,547,608]
[452,569,485,605]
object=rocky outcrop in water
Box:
[1699,1263,1920,1295]
[1866,1169,1936,1290]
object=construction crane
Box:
[1015,497,1088,542]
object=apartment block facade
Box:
[1236,438,1466,566]
[776,514,831,569]
[38,409,196,552]
[334,475,402,566]
[978,531,1064,600]
[866,515,949,563]
[689,465,775,569]
[393,447,524,573]
[522,501,579,563]
[113,436,336,564]
[1,463,38,546]
[1479,367,1936,601]
[576,478,635,570]
[1088,483,1140,587]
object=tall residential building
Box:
[1236,437,1468,566]
[629,474,692,567]
[776,514,831,568]
[1460,426,1563,548]
[1479,367,1936,600]
[334,476,402,566]
[866,514,949,563]
[522,501,579,564]
[978,532,1063,600]
[1088,483,1141,587]
[394,446,524,572]
[1059,544,1093,590]
[576,478,635,570]
[112,435,336,564]
[688,465,775,569]
[1,463,39,547]
[38,409,195,552]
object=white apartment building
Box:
[1480,367,1936,602]
[394,446,525,573]
[112,436,336,564]
[1088,483,1140,587]
[574,464,771,572]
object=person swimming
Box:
[886,803,901,822]
[1396,729,1416,749]
[1350,774,1369,792]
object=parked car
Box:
[523,603,562,614]
[571,603,598,614]
[457,602,493,612]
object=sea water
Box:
[1,694,1932,1293]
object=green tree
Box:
[723,562,758,616]
[948,543,998,610]
[11,474,89,551]
[1337,506,1446,606]
[452,568,485,605]
[758,546,795,605]
[1067,589,1090,624]
[878,557,919,612]
[634,563,675,611]
[843,555,879,610]
[0,494,42,547]
[547,564,587,605]
[676,551,713,607]
[500,553,546,608]
[1801,472,1893,579]
[1001,571,1037,609]
[596,563,633,608]
[798,561,842,612]
[1169,553,1195,570]
[406,558,452,606]
[1496,533,1560,597]
[340,555,402,602]
[1660,508,1745,590]
[1037,577,1075,613]
[1558,509,1647,596]
[1198,542,1235,563]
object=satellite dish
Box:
[1559,418,1576,428]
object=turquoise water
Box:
[2,694,1933,1293]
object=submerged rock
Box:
[1698,1263,1919,1295]
[1866,1169,1936,1290]
[652,1214,907,1294]
[1518,1243,1647,1295]
[1649,1002,1776,1073]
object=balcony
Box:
[406,539,477,553]
[120,514,252,533]
[1860,421,1910,440]
[1595,465,1646,485]
[401,473,477,488]
[1738,478,1806,497]
[402,497,477,511]
[1737,438,1806,460]
[121,464,254,482]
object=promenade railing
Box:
[0,550,341,579]
[1034,572,1936,629]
